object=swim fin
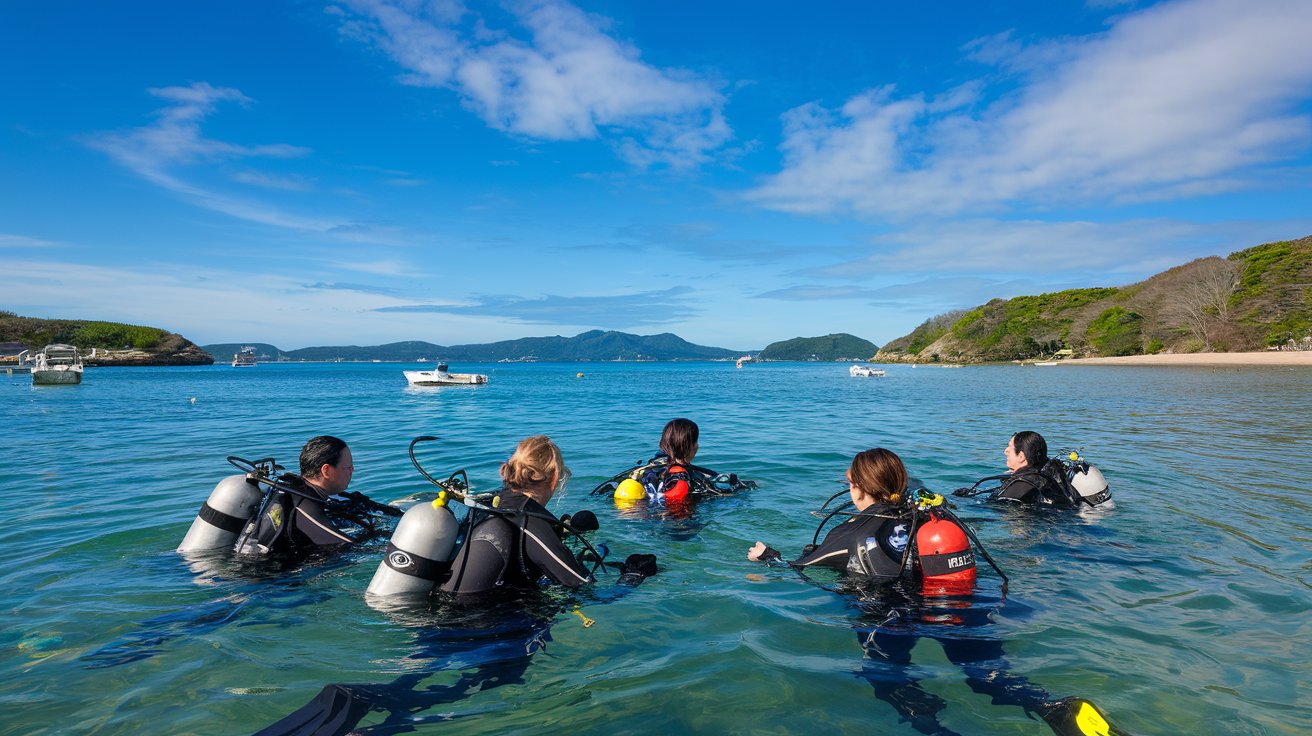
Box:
[253,684,374,736]
[1040,697,1131,736]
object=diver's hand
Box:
[748,541,780,562]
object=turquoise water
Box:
[2,361,1309,735]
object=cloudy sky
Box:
[3,0,1311,350]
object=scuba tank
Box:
[1066,456,1111,506]
[365,493,459,597]
[661,465,691,504]
[915,513,977,597]
[177,473,266,553]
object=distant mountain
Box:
[877,234,1312,363]
[757,333,879,361]
[202,330,743,362]
[202,343,289,362]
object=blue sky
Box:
[3,0,1311,351]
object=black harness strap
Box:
[198,502,247,534]
[382,542,451,583]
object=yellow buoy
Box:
[615,478,646,502]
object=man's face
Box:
[322,447,354,494]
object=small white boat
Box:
[849,364,886,377]
[232,347,257,367]
[32,344,84,385]
[404,362,488,386]
[1034,361,1061,367]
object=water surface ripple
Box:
[2,362,1309,735]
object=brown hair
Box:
[659,418,699,463]
[849,448,907,505]
[501,435,569,496]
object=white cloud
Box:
[339,0,730,168]
[85,83,416,244]
[806,217,1312,280]
[746,0,1312,217]
[0,233,60,249]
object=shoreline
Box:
[1060,351,1312,367]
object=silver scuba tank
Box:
[365,497,458,597]
[1069,464,1111,505]
[177,474,265,552]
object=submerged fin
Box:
[253,684,373,736]
[1040,697,1130,736]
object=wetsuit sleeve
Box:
[793,523,854,571]
[522,516,594,588]
[293,498,355,546]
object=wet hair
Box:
[849,448,908,506]
[501,435,570,493]
[300,435,348,479]
[1011,431,1049,469]
[659,418,699,463]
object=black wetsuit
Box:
[440,490,593,597]
[249,475,356,555]
[991,463,1075,506]
[788,504,911,582]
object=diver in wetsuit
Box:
[748,447,1128,736]
[441,435,593,597]
[991,431,1074,506]
[244,436,397,556]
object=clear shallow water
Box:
[2,361,1310,735]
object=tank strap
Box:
[919,547,976,577]
[199,502,247,534]
[383,542,451,583]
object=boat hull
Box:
[33,367,83,385]
[403,370,488,386]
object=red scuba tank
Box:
[664,465,690,503]
[916,514,976,596]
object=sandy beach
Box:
[1061,351,1312,367]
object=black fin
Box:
[253,684,373,736]
[1040,697,1131,736]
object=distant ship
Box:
[232,347,257,367]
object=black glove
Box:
[617,553,658,586]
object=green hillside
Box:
[757,333,878,361]
[876,235,1312,363]
[0,311,213,365]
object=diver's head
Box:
[848,448,907,510]
[300,435,353,495]
[1007,431,1048,472]
[501,435,571,504]
[660,418,699,464]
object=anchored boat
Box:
[849,364,886,377]
[32,344,84,385]
[403,362,488,386]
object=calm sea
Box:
[2,362,1309,735]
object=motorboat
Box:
[232,347,257,367]
[32,344,84,385]
[404,362,488,386]
[849,364,886,377]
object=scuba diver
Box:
[177,436,401,559]
[253,435,658,736]
[748,448,1129,736]
[951,431,1113,508]
[591,418,757,507]
[440,435,595,597]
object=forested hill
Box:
[0,312,213,365]
[757,333,878,361]
[877,235,1312,363]
[203,330,743,362]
